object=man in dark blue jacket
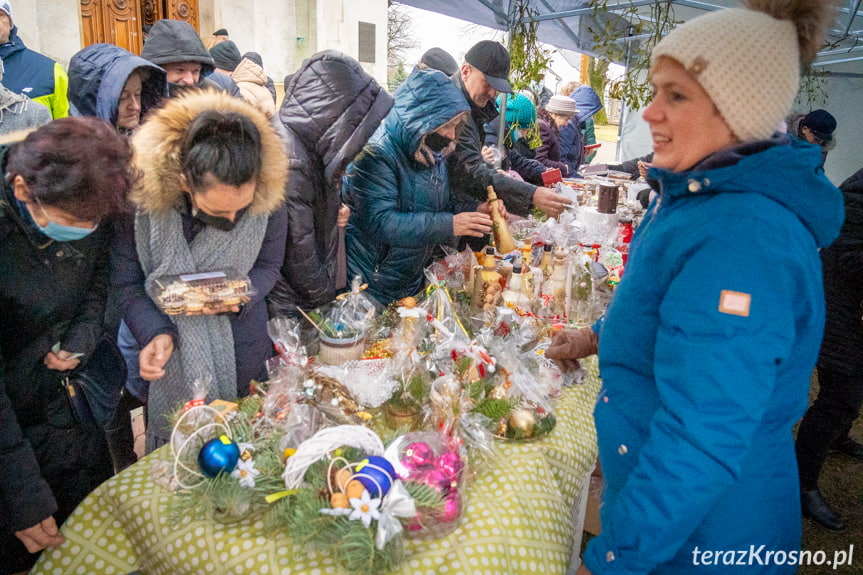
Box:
[0,2,69,119]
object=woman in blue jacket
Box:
[343,68,494,307]
[548,1,843,573]
[67,43,167,136]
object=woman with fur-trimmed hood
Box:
[112,90,287,450]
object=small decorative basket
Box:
[318,333,366,365]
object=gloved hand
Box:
[546,327,599,372]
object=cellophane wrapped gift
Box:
[384,430,468,539]
[310,276,377,364]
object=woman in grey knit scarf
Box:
[113,90,288,451]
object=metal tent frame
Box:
[396,0,863,68]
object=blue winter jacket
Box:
[342,68,473,306]
[67,43,167,127]
[584,136,844,575]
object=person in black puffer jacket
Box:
[267,51,393,329]
[795,166,863,532]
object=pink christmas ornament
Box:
[436,451,463,479]
[437,491,462,524]
[401,441,435,473]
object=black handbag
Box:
[62,337,127,429]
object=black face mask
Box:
[193,206,248,232]
[425,132,451,152]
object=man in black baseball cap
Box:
[447,40,571,220]
[465,40,513,94]
[790,108,837,167]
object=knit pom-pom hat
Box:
[651,7,799,142]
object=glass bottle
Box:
[539,243,554,279]
[471,246,503,310]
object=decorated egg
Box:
[198,434,240,477]
[354,456,395,498]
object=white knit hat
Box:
[546,95,578,116]
[0,2,11,22]
[651,7,799,142]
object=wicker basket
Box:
[318,333,366,365]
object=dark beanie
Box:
[213,28,229,37]
[420,47,459,76]
[210,40,241,71]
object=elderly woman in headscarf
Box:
[547,1,844,573]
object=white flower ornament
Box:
[349,489,381,527]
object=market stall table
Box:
[32,360,601,575]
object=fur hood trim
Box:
[130,89,287,215]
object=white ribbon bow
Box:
[375,480,417,550]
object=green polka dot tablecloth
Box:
[32,360,600,575]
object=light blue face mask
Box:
[31,200,98,242]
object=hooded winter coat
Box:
[0,136,115,571]
[343,68,473,306]
[67,43,167,129]
[112,91,287,438]
[140,19,232,98]
[582,136,844,575]
[231,57,276,118]
[268,50,392,316]
[0,27,69,119]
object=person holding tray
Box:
[112,90,287,451]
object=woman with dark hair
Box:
[67,43,167,135]
[0,117,135,573]
[112,90,287,451]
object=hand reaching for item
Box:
[453,211,493,238]
[15,516,65,553]
[532,187,573,219]
[476,199,507,220]
[139,333,175,381]
[546,327,599,372]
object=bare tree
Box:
[388,2,417,67]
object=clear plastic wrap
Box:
[148,268,255,315]
[307,277,377,365]
[383,431,467,538]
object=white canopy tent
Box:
[396,0,863,183]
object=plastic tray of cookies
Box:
[149,269,255,316]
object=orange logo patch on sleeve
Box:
[718,290,751,317]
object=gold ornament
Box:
[509,408,537,438]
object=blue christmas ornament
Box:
[198,434,240,477]
[354,455,396,498]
